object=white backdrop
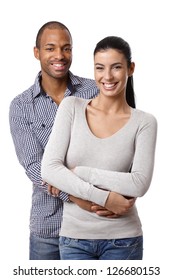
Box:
[1,0,172,278]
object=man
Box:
[9,21,101,260]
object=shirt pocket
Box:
[30,118,54,147]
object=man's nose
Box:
[54,48,64,60]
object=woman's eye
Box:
[96,67,103,70]
[114,65,121,69]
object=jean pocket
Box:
[59,236,71,246]
[112,236,143,248]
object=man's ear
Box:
[128,62,135,76]
[33,46,40,60]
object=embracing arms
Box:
[41,97,147,214]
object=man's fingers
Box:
[95,210,116,216]
[106,214,120,218]
[47,185,52,194]
[91,205,104,212]
[48,185,58,196]
[52,188,60,196]
[50,186,60,197]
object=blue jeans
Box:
[59,236,143,260]
[29,233,60,260]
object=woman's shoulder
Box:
[61,96,88,106]
[58,97,90,117]
[133,108,157,121]
[132,108,157,128]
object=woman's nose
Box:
[104,69,113,80]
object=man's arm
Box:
[9,98,72,202]
[48,186,133,217]
[9,98,44,186]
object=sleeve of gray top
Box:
[41,97,109,206]
[74,114,157,198]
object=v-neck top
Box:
[83,99,134,140]
[41,96,157,239]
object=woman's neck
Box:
[91,94,130,114]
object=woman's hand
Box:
[70,169,135,217]
[105,192,136,215]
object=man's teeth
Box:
[54,64,64,67]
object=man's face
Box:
[34,28,72,79]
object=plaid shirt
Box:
[9,71,98,237]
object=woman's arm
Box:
[41,97,136,214]
[73,114,157,198]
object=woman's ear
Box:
[128,62,135,76]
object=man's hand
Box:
[48,185,60,197]
[69,195,93,212]
[69,195,119,217]
[91,204,120,218]
[42,181,60,197]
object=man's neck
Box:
[41,74,69,104]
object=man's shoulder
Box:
[10,84,35,107]
[70,73,98,98]
[70,72,97,88]
[10,72,40,106]
[73,74,95,83]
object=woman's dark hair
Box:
[94,36,136,108]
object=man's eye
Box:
[46,48,54,51]
[63,47,72,52]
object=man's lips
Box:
[50,62,66,71]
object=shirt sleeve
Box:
[9,98,44,186]
[9,97,70,200]
[74,114,157,198]
[41,97,109,206]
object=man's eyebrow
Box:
[44,43,72,47]
[44,43,55,47]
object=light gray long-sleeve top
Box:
[41,96,157,239]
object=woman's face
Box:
[94,48,134,98]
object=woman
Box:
[41,36,157,260]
